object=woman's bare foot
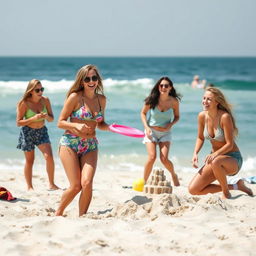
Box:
[222,191,231,199]
[172,174,180,186]
[237,180,253,196]
[49,184,60,190]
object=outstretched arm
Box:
[192,112,205,168]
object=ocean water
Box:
[0,57,255,174]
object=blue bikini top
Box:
[204,116,225,142]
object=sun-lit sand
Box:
[0,166,255,256]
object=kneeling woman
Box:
[55,65,109,217]
[189,87,252,199]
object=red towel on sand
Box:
[0,187,16,201]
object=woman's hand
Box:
[33,112,47,121]
[205,152,218,164]
[145,127,152,139]
[161,124,172,132]
[75,123,94,135]
[192,153,199,168]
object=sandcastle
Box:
[144,168,172,194]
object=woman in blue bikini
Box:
[55,65,110,216]
[189,87,252,199]
[16,79,59,190]
[141,76,181,186]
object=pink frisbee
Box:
[109,124,145,138]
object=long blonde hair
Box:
[206,87,238,136]
[66,64,104,98]
[18,79,41,107]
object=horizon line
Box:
[0,55,256,58]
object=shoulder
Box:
[97,93,106,100]
[142,103,151,110]
[198,111,206,121]
[18,100,27,111]
[220,111,232,124]
[170,96,179,104]
[67,92,80,102]
[97,94,106,105]
[41,96,50,104]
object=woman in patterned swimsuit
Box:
[55,65,110,217]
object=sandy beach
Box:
[0,165,255,256]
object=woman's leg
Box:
[189,156,244,198]
[159,142,180,186]
[235,179,253,196]
[79,150,98,216]
[24,150,35,190]
[210,155,239,198]
[144,142,157,182]
[55,146,82,216]
[38,143,59,190]
[188,164,221,195]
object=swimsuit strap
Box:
[81,96,85,108]
[97,94,102,111]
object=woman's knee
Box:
[160,155,170,165]
[70,184,82,193]
[147,154,156,163]
[43,153,54,162]
[81,179,93,190]
[211,158,223,171]
[188,183,200,195]
[25,157,35,166]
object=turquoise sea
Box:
[0,57,255,174]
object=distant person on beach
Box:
[55,65,110,217]
[141,76,181,186]
[205,83,215,89]
[189,87,253,199]
[16,79,59,191]
[191,75,206,89]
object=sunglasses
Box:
[160,84,170,89]
[34,87,44,93]
[84,75,98,83]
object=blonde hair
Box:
[66,64,104,98]
[18,79,41,107]
[206,87,238,136]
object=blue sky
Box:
[0,0,255,56]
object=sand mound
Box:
[86,193,233,220]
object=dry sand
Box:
[0,166,255,256]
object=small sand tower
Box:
[144,168,172,194]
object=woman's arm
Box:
[44,97,54,122]
[140,104,151,136]
[192,112,205,168]
[97,95,110,131]
[165,98,180,130]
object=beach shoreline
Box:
[1,166,255,256]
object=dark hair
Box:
[206,83,215,88]
[144,77,182,109]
